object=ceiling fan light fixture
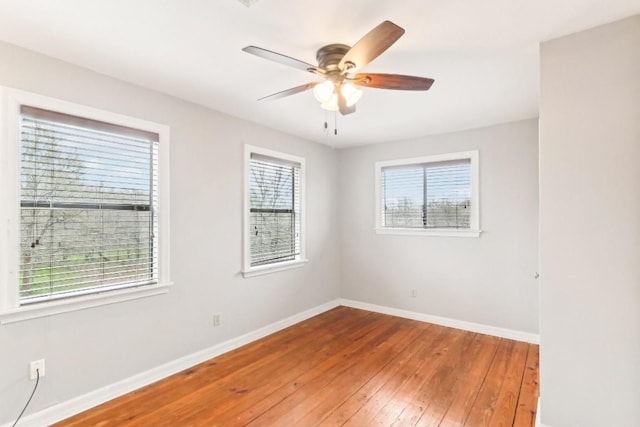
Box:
[313,80,335,103]
[341,83,363,107]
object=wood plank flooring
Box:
[55,306,539,426]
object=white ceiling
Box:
[0,0,639,148]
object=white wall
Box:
[539,15,640,427]
[338,119,539,333]
[0,41,340,424]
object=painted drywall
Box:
[539,15,640,427]
[338,119,539,333]
[0,41,340,424]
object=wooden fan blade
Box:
[337,91,356,115]
[257,82,318,101]
[243,46,321,74]
[338,21,405,73]
[353,73,435,90]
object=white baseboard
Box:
[536,396,551,427]
[6,298,538,427]
[340,299,540,344]
[2,299,341,427]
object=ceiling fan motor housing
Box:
[316,44,351,82]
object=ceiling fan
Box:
[242,20,434,115]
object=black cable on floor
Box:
[13,368,39,427]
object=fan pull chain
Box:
[321,110,338,137]
[323,110,328,136]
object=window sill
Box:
[0,282,172,325]
[242,259,309,278]
[375,228,482,238]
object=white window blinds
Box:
[249,153,301,267]
[381,159,471,229]
[19,106,159,303]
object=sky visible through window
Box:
[21,118,155,201]
[383,162,470,205]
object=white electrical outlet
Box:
[30,359,45,380]
[411,289,418,298]
[213,314,221,327]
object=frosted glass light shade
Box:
[313,81,335,103]
[320,94,339,111]
[341,83,363,107]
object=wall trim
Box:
[340,299,540,344]
[2,299,341,427]
[5,298,539,426]
[536,396,541,427]
[536,396,551,427]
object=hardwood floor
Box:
[55,306,539,426]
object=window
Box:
[243,145,306,277]
[0,88,170,323]
[375,151,480,237]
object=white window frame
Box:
[0,87,172,324]
[374,150,481,238]
[243,144,307,278]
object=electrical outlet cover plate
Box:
[30,359,45,380]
